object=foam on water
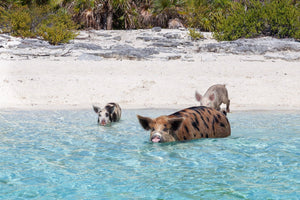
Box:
[0,109,299,199]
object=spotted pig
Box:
[137,106,231,143]
[195,84,230,113]
[93,103,121,126]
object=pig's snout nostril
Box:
[151,132,162,143]
[100,120,107,125]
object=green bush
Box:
[184,0,231,32]
[0,5,34,37]
[188,28,204,40]
[213,1,264,41]
[0,3,78,44]
[213,0,300,41]
[37,9,78,45]
[10,7,33,37]
[263,0,300,39]
[0,6,10,33]
[185,4,212,31]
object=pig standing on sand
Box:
[195,84,230,113]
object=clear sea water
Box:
[0,109,299,200]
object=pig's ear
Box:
[137,115,153,130]
[169,117,183,131]
[209,93,215,101]
[106,105,115,113]
[195,91,202,102]
[93,105,101,113]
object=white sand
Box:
[1,54,299,111]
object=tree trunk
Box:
[106,1,113,30]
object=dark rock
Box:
[101,44,159,60]
[198,37,300,55]
[167,55,181,60]
[93,32,112,37]
[113,36,121,41]
[0,34,12,39]
[163,32,181,39]
[152,27,162,32]
[73,43,102,50]
[151,42,179,47]
[47,45,65,50]
[17,38,50,49]
[136,36,161,42]
[180,41,193,46]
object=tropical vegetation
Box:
[0,0,299,44]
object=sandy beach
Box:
[0,29,299,111]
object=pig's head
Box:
[93,105,114,126]
[137,115,183,143]
[195,91,215,107]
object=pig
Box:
[93,103,121,126]
[137,106,231,143]
[168,18,184,29]
[195,84,230,113]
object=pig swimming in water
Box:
[93,103,122,126]
[195,84,230,113]
[137,106,231,143]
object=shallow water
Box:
[0,109,299,199]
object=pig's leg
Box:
[226,99,230,113]
[216,104,221,111]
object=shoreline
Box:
[1,106,300,112]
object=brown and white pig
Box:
[137,106,231,143]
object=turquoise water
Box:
[0,109,299,199]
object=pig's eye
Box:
[105,113,109,117]
[163,128,168,132]
[151,128,155,132]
